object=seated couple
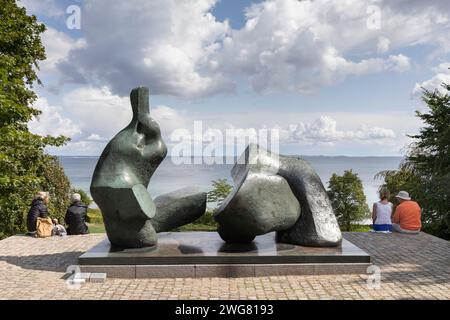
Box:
[372,189,421,234]
[27,191,89,237]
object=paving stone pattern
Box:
[0,232,448,300]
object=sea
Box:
[59,155,402,219]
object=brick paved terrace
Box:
[0,232,448,300]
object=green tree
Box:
[0,1,70,238]
[327,170,370,231]
[377,82,450,239]
[178,179,234,231]
[207,179,233,206]
[375,163,421,207]
[40,155,71,224]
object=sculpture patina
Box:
[91,86,341,249]
[90,87,206,248]
[214,144,342,247]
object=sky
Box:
[20,0,450,157]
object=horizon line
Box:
[54,154,404,158]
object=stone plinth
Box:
[78,232,371,278]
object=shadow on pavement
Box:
[0,251,84,272]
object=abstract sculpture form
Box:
[214,144,342,247]
[90,87,206,248]
[91,86,340,249]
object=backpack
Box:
[36,217,53,238]
[52,224,67,237]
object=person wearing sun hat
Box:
[392,191,421,234]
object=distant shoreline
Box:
[59,156,403,226]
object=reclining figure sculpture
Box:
[90,86,341,249]
[214,144,342,247]
[90,87,206,248]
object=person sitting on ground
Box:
[372,188,393,233]
[392,191,421,234]
[52,219,67,237]
[27,191,50,236]
[65,193,89,235]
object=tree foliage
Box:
[187,179,234,229]
[40,155,71,223]
[327,170,370,231]
[207,179,233,206]
[0,1,70,238]
[377,82,450,240]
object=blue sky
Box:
[21,0,450,156]
[212,0,255,29]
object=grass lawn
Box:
[86,208,106,233]
[348,224,372,232]
[86,223,106,233]
[176,224,217,232]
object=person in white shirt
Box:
[371,188,393,233]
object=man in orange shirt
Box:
[392,191,421,234]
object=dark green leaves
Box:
[0,0,70,239]
[328,170,370,231]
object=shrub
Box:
[191,209,216,227]
[207,179,233,206]
[39,155,71,224]
[86,208,103,224]
[178,179,233,231]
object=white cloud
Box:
[29,97,81,137]
[40,28,86,75]
[290,116,395,143]
[151,105,190,135]
[377,37,391,54]
[53,88,188,154]
[38,87,409,155]
[26,0,450,98]
[19,0,63,17]
[51,140,104,156]
[29,87,130,148]
[58,0,233,98]
[154,110,397,145]
[87,134,106,141]
[387,54,411,72]
[413,63,450,95]
[215,0,422,93]
[62,86,131,139]
[22,0,440,157]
